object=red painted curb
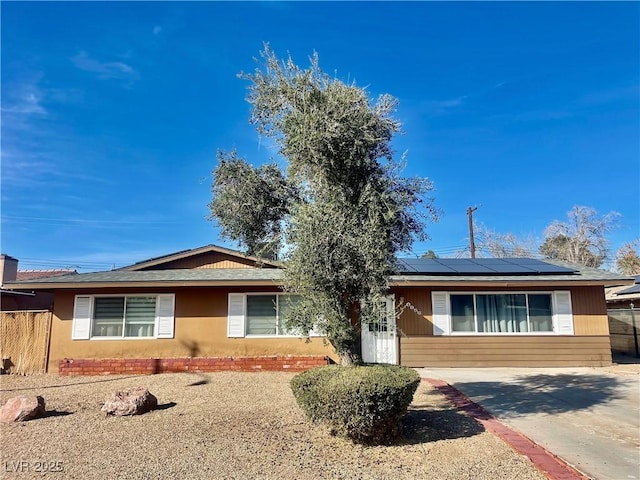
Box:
[422,378,591,480]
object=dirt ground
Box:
[0,371,546,480]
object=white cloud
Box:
[430,95,468,109]
[1,73,48,118]
[420,95,469,116]
[1,92,47,116]
[71,51,138,82]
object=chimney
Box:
[0,254,19,286]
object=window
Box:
[450,294,474,332]
[93,296,156,337]
[72,294,175,340]
[246,294,299,336]
[475,294,529,333]
[227,293,320,338]
[432,291,573,336]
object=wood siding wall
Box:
[400,336,612,367]
[572,286,609,335]
[144,252,260,270]
[394,285,609,336]
[393,284,611,367]
[393,287,433,335]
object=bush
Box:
[290,364,420,444]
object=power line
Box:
[15,257,125,271]
[18,257,118,267]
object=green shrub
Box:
[290,364,420,444]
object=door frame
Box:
[361,295,398,364]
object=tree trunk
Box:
[339,351,362,366]
[329,331,362,366]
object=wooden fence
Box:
[607,309,640,357]
[0,310,51,375]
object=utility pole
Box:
[467,206,478,259]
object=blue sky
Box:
[2,2,638,271]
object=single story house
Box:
[3,245,632,374]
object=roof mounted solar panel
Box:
[506,259,577,274]
[529,264,577,274]
[396,258,457,273]
[447,263,497,274]
[396,257,578,275]
[431,259,475,264]
[502,258,543,264]
[396,259,418,273]
[614,284,640,295]
[485,264,537,274]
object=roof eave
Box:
[3,279,283,290]
[389,278,633,287]
[7,277,631,290]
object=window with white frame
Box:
[227,293,319,338]
[432,291,573,336]
[246,294,300,336]
[72,294,175,340]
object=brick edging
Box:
[59,355,329,375]
[422,378,590,480]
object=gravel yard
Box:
[1,372,545,480]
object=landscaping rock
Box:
[0,395,46,422]
[102,387,158,416]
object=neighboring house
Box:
[605,276,640,309]
[2,245,631,374]
[0,254,75,311]
[605,276,640,356]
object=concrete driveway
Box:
[416,365,640,480]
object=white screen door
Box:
[361,296,397,364]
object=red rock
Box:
[101,387,158,416]
[0,396,46,422]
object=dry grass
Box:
[0,372,545,480]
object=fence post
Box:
[43,311,53,373]
[630,303,639,358]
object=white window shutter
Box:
[156,294,175,338]
[432,292,450,336]
[308,325,322,337]
[307,314,323,337]
[72,296,92,340]
[227,293,246,338]
[553,291,574,335]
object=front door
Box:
[361,296,398,364]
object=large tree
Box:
[209,47,438,364]
[539,206,619,268]
[615,240,640,275]
[209,150,297,259]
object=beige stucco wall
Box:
[47,286,335,373]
